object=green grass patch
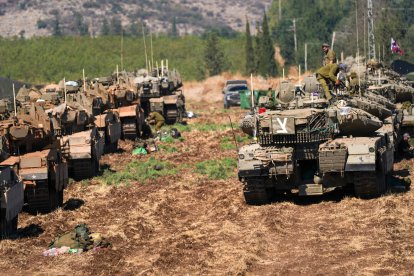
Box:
[98,157,177,185]
[220,135,250,150]
[159,144,178,153]
[194,123,230,132]
[195,157,237,180]
[167,123,192,133]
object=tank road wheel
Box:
[0,214,18,239]
[243,178,270,205]
[354,171,386,199]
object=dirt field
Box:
[1,78,414,275]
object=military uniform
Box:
[323,49,337,66]
[148,111,165,131]
[316,63,339,100]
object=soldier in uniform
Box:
[348,71,360,96]
[322,43,336,66]
[316,63,347,103]
[147,111,165,132]
[316,43,339,102]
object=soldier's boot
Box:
[317,76,332,101]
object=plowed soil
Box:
[1,77,414,275]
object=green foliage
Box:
[37,19,47,29]
[245,18,255,75]
[110,17,123,36]
[204,32,227,76]
[195,157,237,180]
[52,16,62,37]
[170,17,178,37]
[220,135,250,150]
[98,157,177,185]
[168,123,192,133]
[257,12,278,77]
[74,13,89,36]
[0,35,245,84]
[194,123,230,132]
[101,19,110,36]
[159,144,178,153]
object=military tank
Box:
[0,104,68,213]
[134,66,186,124]
[1,149,68,213]
[238,75,395,204]
[94,111,121,153]
[0,165,23,238]
[60,128,104,180]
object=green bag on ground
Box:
[132,147,147,155]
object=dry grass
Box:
[0,83,414,274]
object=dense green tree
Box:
[74,13,89,36]
[101,19,110,36]
[272,19,295,65]
[257,13,278,77]
[245,18,255,75]
[170,17,178,37]
[254,21,262,74]
[204,32,227,76]
[52,16,62,36]
[110,17,123,35]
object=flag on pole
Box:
[391,38,404,56]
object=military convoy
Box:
[0,63,188,238]
[238,64,408,205]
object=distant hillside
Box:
[0,0,271,38]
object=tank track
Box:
[72,158,98,180]
[25,182,59,214]
[243,178,270,205]
[354,171,386,199]
[121,118,137,140]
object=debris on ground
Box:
[44,223,111,256]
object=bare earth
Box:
[1,78,414,275]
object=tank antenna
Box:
[227,115,239,153]
[83,68,86,93]
[116,65,119,85]
[12,83,16,116]
[250,74,257,142]
[150,31,154,70]
[121,31,124,71]
[64,77,67,103]
[142,25,148,71]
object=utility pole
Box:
[278,0,282,20]
[304,43,307,72]
[293,18,297,52]
[367,0,376,60]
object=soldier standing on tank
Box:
[147,111,165,132]
[316,43,340,103]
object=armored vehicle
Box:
[0,166,23,238]
[238,105,393,204]
[238,74,396,204]
[0,104,69,213]
[60,128,104,180]
[1,149,68,213]
[94,111,122,153]
[135,66,186,123]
